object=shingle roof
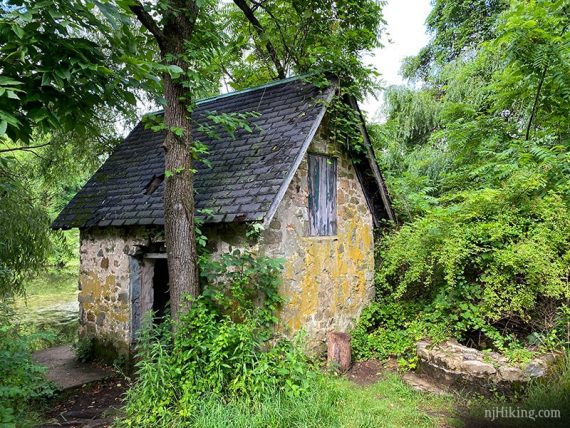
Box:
[53,77,335,229]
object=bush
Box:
[121,250,313,426]
[0,305,54,424]
[352,301,448,370]
[375,180,570,353]
[74,336,95,363]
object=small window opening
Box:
[308,154,337,236]
[143,174,165,195]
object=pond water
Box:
[17,293,78,327]
[15,268,80,350]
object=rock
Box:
[415,339,560,395]
[498,366,524,382]
[96,312,106,327]
[461,360,497,376]
[78,294,94,304]
[416,341,430,360]
[524,360,546,378]
[118,291,129,304]
[541,352,558,365]
[264,230,282,245]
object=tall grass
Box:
[131,373,456,428]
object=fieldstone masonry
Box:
[417,340,560,394]
[77,122,375,357]
[261,130,374,350]
[78,227,156,357]
[203,126,374,351]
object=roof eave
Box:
[345,94,397,226]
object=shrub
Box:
[0,305,54,424]
[74,336,95,363]
[121,250,313,426]
[352,301,448,369]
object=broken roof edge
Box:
[262,86,337,228]
[345,94,397,225]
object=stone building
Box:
[53,77,394,357]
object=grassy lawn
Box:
[171,374,459,428]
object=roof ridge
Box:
[196,74,310,105]
[147,74,313,116]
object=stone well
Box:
[416,340,560,394]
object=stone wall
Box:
[78,227,160,358]
[206,123,375,351]
[262,125,375,351]
[417,340,560,394]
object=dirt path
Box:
[39,378,128,428]
[347,359,449,395]
[33,345,127,427]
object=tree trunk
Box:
[327,332,352,372]
[128,1,202,320]
[162,69,200,321]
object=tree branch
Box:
[233,0,286,79]
[525,64,548,141]
[129,1,166,49]
[0,142,50,154]
[251,0,295,71]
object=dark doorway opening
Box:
[152,258,170,322]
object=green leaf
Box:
[40,73,51,87]
[0,77,23,86]
[165,65,184,79]
[6,91,20,100]
[11,24,25,39]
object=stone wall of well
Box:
[416,340,561,395]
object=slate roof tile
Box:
[53,77,330,229]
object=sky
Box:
[360,0,432,120]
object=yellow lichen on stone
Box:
[260,125,375,350]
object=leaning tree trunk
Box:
[162,69,200,321]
